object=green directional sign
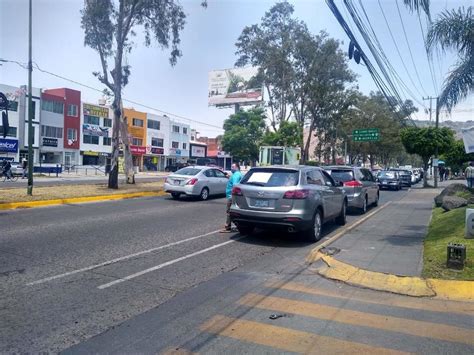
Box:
[352,128,380,142]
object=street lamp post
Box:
[26,0,34,195]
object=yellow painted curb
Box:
[0,190,167,210]
[316,253,474,301]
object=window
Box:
[132,118,144,127]
[103,137,112,146]
[132,138,143,146]
[147,120,160,130]
[26,101,36,120]
[172,141,179,148]
[41,125,63,138]
[103,118,112,127]
[67,128,77,141]
[151,137,164,147]
[42,100,64,114]
[67,104,78,117]
[183,143,187,150]
[172,125,180,133]
[241,169,299,187]
[321,170,336,186]
[307,170,324,185]
[204,169,215,178]
[0,126,17,137]
[84,115,100,125]
[83,135,99,144]
[183,127,188,135]
[8,101,18,112]
[214,169,227,178]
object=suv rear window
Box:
[175,167,201,176]
[379,171,396,178]
[241,169,299,187]
[327,169,354,182]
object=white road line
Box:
[97,237,244,289]
[26,229,222,286]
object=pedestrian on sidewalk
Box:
[465,162,474,188]
[21,159,27,179]
[221,163,243,233]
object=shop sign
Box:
[0,138,18,153]
[83,103,109,118]
[99,152,111,157]
[83,124,109,137]
[83,150,99,156]
[191,145,206,157]
[151,147,164,155]
[169,148,181,156]
[42,137,58,147]
[130,145,146,155]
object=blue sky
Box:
[0,0,472,136]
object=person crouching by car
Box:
[221,163,243,233]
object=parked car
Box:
[389,169,412,187]
[377,170,402,190]
[324,166,379,214]
[164,162,188,172]
[229,166,347,242]
[163,166,228,200]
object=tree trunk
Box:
[302,124,315,164]
[423,159,429,188]
[119,112,135,184]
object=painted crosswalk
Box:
[168,280,474,354]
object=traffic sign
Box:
[353,128,380,142]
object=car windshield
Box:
[379,171,396,178]
[174,167,201,176]
[241,169,299,187]
[328,169,354,182]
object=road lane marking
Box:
[27,229,222,286]
[238,293,474,345]
[97,236,244,289]
[200,315,408,354]
[266,281,474,315]
[307,201,392,263]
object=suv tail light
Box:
[344,180,363,187]
[283,189,309,199]
[186,178,198,185]
[232,187,243,196]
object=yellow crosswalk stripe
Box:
[201,315,409,354]
[266,281,474,315]
[238,293,474,345]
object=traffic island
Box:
[0,181,166,210]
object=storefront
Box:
[130,145,146,171]
[143,147,165,171]
[40,137,63,164]
[0,138,19,162]
[82,150,100,165]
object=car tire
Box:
[360,196,368,214]
[200,187,209,201]
[171,192,181,200]
[236,223,254,235]
[373,192,379,207]
[335,200,347,226]
[304,209,323,242]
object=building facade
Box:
[0,84,23,163]
[123,108,147,170]
[167,120,190,167]
[144,113,169,171]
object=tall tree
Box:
[400,127,455,187]
[81,0,203,189]
[427,6,473,111]
[442,139,474,174]
[222,108,266,163]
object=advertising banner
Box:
[191,145,206,157]
[83,124,109,137]
[151,147,164,155]
[0,138,18,153]
[208,67,263,106]
[83,103,109,118]
[462,126,474,153]
[130,145,146,155]
[42,137,58,147]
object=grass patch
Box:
[422,206,474,280]
[455,191,472,200]
[0,181,164,204]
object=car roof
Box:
[325,165,358,170]
[252,165,321,171]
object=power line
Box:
[395,0,429,97]
[0,58,224,131]
[417,10,439,95]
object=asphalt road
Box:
[2,184,471,353]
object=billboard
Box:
[208,67,263,106]
[83,124,109,137]
[462,126,474,153]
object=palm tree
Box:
[403,0,431,20]
[427,6,473,111]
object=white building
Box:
[168,120,190,166]
[80,102,113,166]
[144,113,170,171]
[39,91,65,164]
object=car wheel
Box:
[335,200,347,226]
[360,196,368,214]
[171,192,181,200]
[304,209,323,242]
[200,187,209,201]
[236,223,254,235]
[373,192,379,207]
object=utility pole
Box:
[27,0,33,195]
[423,96,439,187]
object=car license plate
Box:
[382,181,387,184]
[254,199,269,208]
[174,180,180,185]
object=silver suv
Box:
[229,166,347,242]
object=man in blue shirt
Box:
[221,162,243,232]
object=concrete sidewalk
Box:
[325,184,447,277]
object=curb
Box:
[313,253,473,302]
[0,191,167,210]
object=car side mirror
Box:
[338,181,344,187]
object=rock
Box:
[441,196,468,211]
[434,183,473,207]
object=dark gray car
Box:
[229,166,347,242]
[324,166,379,214]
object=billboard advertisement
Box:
[83,124,109,137]
[208,67,263,106]
[191,144,206,158]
